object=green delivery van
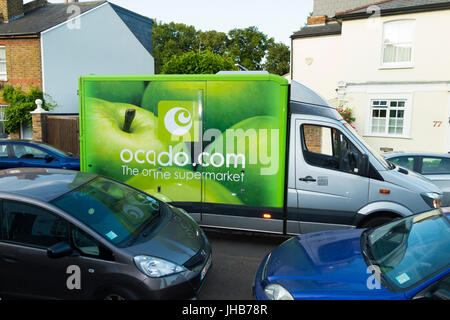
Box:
[79,73,442,235]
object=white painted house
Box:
[291,0,450,153]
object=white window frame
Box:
[0,105,8,138]
[380,20,415,69]
[364,92,413,139]
[0,46,6,81]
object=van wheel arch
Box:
[357,211,401,229]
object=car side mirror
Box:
[45,155,55,163]
[432,288,450,300]
[47,242,73,259]
[359,154,370,177]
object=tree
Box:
[264,42,290,76]
[197,30,229,56]
[152,21,199,73]
[227,26,273,70]
[161,50,238,74]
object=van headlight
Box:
[264,284,294,300]
[421,192,442,209]
[134,255,186,278]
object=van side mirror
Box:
[359,154,370,177]
[47,242,73,259]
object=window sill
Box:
[378,64,414,70]
[364,134,412,140]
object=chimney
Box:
[0,0,24,23]
[307,15,328,26]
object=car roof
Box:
[0,168,97,202]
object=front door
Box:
[295,119,369,233]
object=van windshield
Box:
[51,177,162,247]
[343,123,391,170]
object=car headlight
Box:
[264,284,294,300]
[421,192,442,209]
[134,255,186,278]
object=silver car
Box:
[384,152,450,206]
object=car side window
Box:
[0,143,8,158]
[388,156,414,171]
[72,227,100,257]
[12,144,49,160]
[1,201,69,248]
[302,124,362,175]
[421,157,450,175]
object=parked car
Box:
[384,152,450,206]
[0,168,211,300]
[254,209,449,300]
[0,140,80,171]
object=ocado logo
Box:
[164,107,192,136]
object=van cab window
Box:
[302,124,362,175]
[1,201,69,248]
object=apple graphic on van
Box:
[202,116,285,208]
[85,80,146,106]
[126,167,244,205]
[84,98,192,181]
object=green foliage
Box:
[227,26,272,71]
[152,21,199,74]
[1,85,56,133]
[152,22,291,76]
[264,42,290,76]
[162,50,238,74]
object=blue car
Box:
[254,209,450,300]
[0,140,79,171]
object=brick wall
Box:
[303,125,323,154]
[0,0,24,23]
[0,36,42,104]
[313,0,376,17]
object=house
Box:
[291,0,450,153]
[0,0,154,139]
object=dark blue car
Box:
[0,140,79,171]
[254,209,450,300]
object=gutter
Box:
[336,2,450,20]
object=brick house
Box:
[0,0,154,140]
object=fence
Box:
[45,115,80,155]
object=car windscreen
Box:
[51,177,162,247]
[364,210,450,292]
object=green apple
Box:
[141,81,205,117]
[84,98,192,181]
[127,167,243,205]
[85,81,145,106]
[201,116,285,208]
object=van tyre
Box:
[360,215,396,228]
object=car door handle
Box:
[299,176,317,182]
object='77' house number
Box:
[433,121,442,127]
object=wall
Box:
[291,33,341,103]
[0,36,42,103]
[41,3,155,114]
[340,10,450,83]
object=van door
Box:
[295,119,369,233]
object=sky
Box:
[34,0,314,45]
